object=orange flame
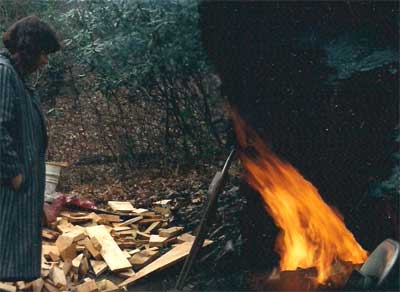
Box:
[231,111,368,283]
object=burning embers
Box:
[231,111,368,286]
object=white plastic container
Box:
[44,162,62,202]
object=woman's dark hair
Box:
[2,15,61,73]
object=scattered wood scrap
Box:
[1,199,212,291]
[119,239,213,288]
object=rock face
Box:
[199,1,398,257]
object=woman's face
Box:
[34,51,49,71]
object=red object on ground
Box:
[43,193,97,223]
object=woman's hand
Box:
[11,174,23,191]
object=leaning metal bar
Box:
[175,148,237,290]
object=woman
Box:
[0,15,61,281]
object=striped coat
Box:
[0,52,47,281]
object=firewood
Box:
[149,235,168,247]
[136,231,151,240]
[159,227,184,238]
[91,236,102,251]
[114,229,137,237]
[108,201,135,212]
[72,253,84,273]
[132,208,149,214]
[63,227,87,242]
[42,228,60,241]
[98,214,121,223]
[119,240,213,288]
[49,266,67,289]
[42,244,60,257]
[96,279,119,292]
[90,260,108,277]
[48,251,60,262]
[86,225,132,272]
[137,218,166,226]
[177,233,196,243]
[116,240,138,249]
[144,221,161,234]
[0,282,16,292]
[112,226,131,232]
[128,248,142,256]
[122,250,131,259]
[116,216,143,227]
[80,237,102,260]
[55,235,76,261]
[76,279,98,292]
[79,253,90,276]
[129,249,160,270]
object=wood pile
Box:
[0,200,212,291]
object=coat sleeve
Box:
[0,64,23,179]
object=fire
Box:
[231,111,368,283]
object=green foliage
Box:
[1,0,226,168]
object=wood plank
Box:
[119,240,213,288]
[86,225,132,272]
[129,249,160,270]
[49,266,67,289]
[136,231,151,240]
[144,221,161,234]
[177,233,196,243]
[97,279,119,292]
[98,214,121,223]
[137,218,166,226]
[158,227,184,238]
[108,201,135,212]
[90,260,108,277]
[79,237,102,260]
[116,216,143,227]
[149,235,168,247]
[96,279,119,292]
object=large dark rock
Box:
[199,0,399,264]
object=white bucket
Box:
[44,162,62,202]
